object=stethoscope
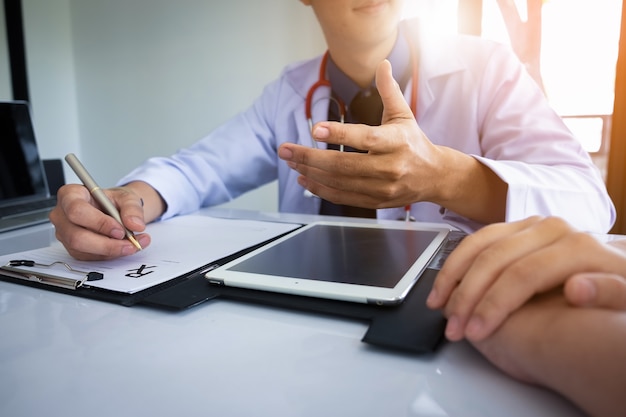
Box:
[304,32,419,221]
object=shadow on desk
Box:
[0,264,446,354]
[139,266,446,354]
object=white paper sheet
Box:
[0,215,300,294]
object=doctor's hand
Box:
[277,60,507,224]
[426,216,626,343]
[49,181,162,261]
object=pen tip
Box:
[128,234,143,251]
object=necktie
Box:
[350,87,383,126]
[319,87,381,218]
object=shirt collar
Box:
[326,26,411,107]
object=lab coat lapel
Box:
[404,19,466,120]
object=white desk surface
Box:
[0,222,54,256]
[0,208,585,417]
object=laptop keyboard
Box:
[0,197,57,219]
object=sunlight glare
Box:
[402,0,458,36]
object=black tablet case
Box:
[0,230,465,354]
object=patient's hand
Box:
[427,216,626,342]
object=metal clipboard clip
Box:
[1,259,104,290]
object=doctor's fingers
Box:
[375,59,417,125]
[52,186,139,245]
[297,175,381,208]
[310,118,415,153]
[437,217,573,342]
[280,141,382,178]
[55,183,91,206]
[51,205,148,261]
[458,229,626,342]
[107,186,147,234]
[51,184,100,230]
[285,145,425,206]
[565,273,626,310]
[297,169,417,209]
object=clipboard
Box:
[0,215,303,306]
[1,259,102,290]
[0,235,289,306]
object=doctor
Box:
[50,0,615,260]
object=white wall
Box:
[0,4,13,100]
[21,0,325,212]
[22,0,81,174]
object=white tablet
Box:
[205,221,450,305]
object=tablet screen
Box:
[205,221,451,305]
[226,224,441,288]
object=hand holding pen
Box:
[65,153,142,251]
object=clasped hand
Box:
[427,216,626,343]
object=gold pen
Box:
[64,153,142,250]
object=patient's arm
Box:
[471,292,626,417]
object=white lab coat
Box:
[119,33,615,233]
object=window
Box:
[402,0,458,35]
[403,0,623,179]
[482,0,622,178]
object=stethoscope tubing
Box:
[303,28,419,220]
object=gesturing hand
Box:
[278,59,443,210]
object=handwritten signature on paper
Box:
[125,264,157,278]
